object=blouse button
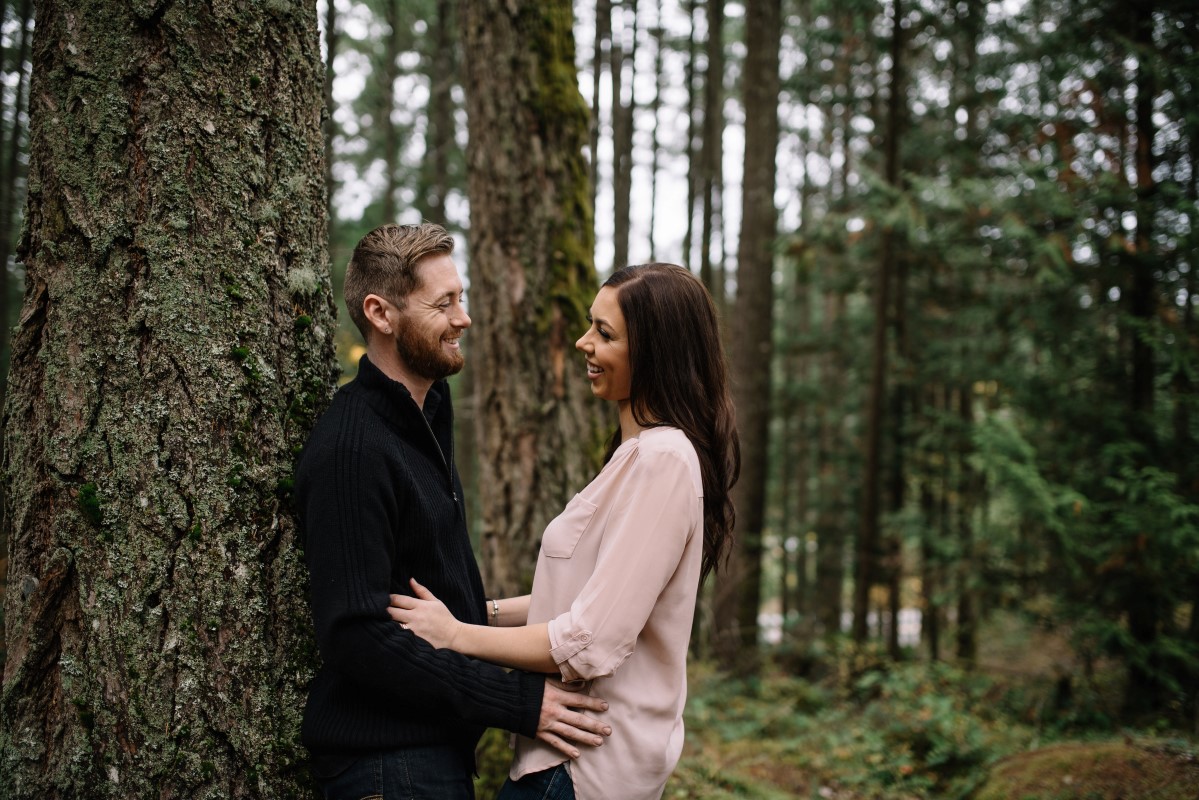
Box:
[579,632,592,643]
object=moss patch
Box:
[974,740,1199,800]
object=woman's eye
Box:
[599,328,611,340]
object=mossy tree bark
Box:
[459,0,606,596]
[0,2,336,798]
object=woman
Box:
[389,263,740,800]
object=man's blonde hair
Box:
[344,223,455,340]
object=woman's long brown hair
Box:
[601,263,741,581]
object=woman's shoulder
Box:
[638,425,693,454]
[635,427,702,491]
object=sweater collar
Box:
[354,354,450,429]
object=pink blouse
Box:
[510,426,704,800]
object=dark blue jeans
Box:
[314,746,475,800]
[496,764,575,800]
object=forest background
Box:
[0,0,1197,798]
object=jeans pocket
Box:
[317,755,382,800]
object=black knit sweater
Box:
[296,355,543,762]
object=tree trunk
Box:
[698,0,724,302]
[379,0,402,224]
[460,0,606,597]
[647,1,664,261]
[1122,0,1162,717]
[322,0,338,228]
[955,386,978,666]
[853,0,903,644]
[418,0,457,226]
[715,0,781,671]
[814,289,846,638]
[611,0,637,272]
[588,0,610,218]
[0,0,31,390]
[919,448,940,662]
[681,0,698,271]
[885,202,912,659]
[0,2,335,797]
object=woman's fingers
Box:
[409,577,437,600]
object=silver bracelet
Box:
[490,598,500,625]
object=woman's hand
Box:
[388,578,463,650]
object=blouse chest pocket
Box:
[541,493,598,559]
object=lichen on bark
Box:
[0,2,337,797]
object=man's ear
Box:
[362,294,396,339]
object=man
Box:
[296,223,609,798]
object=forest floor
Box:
[473,611,1198,799]
[661,611,1199,799]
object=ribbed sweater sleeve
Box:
[297,367,543,752]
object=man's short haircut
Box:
[344,223,455,340]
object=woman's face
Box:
[576,286,632,404]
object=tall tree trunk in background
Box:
[885,253,908,659]
[0,2,335,796]
[937,385,953,656]
[380,0,401,223]
[460,0,606,597]
[955,386,977,666]
[814,289,847,637]
[715,0,781,671]
[589,0,610,216]
[1182,110,1199,727]
[0,0,31,392]
[611,0,637,272]
[918,403,941,662]
[1123,0,1161,716]
[777,371,796,628]
[0,0,13,199]
[783,260,813,628]
[853,0,903,644]
[418,0,457,226]
[647,1,664,261]
[322,0,338,228]
[682,0,698,271]
[698,0,724,302]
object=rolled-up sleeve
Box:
[546,446,700,682]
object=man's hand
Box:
[536,680,612,759]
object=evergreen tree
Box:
[459,0,607,596]
[0,2,335,795]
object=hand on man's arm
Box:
[536,681,612,759]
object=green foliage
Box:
[673,660,1034,800]
[666,649,1198,800]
